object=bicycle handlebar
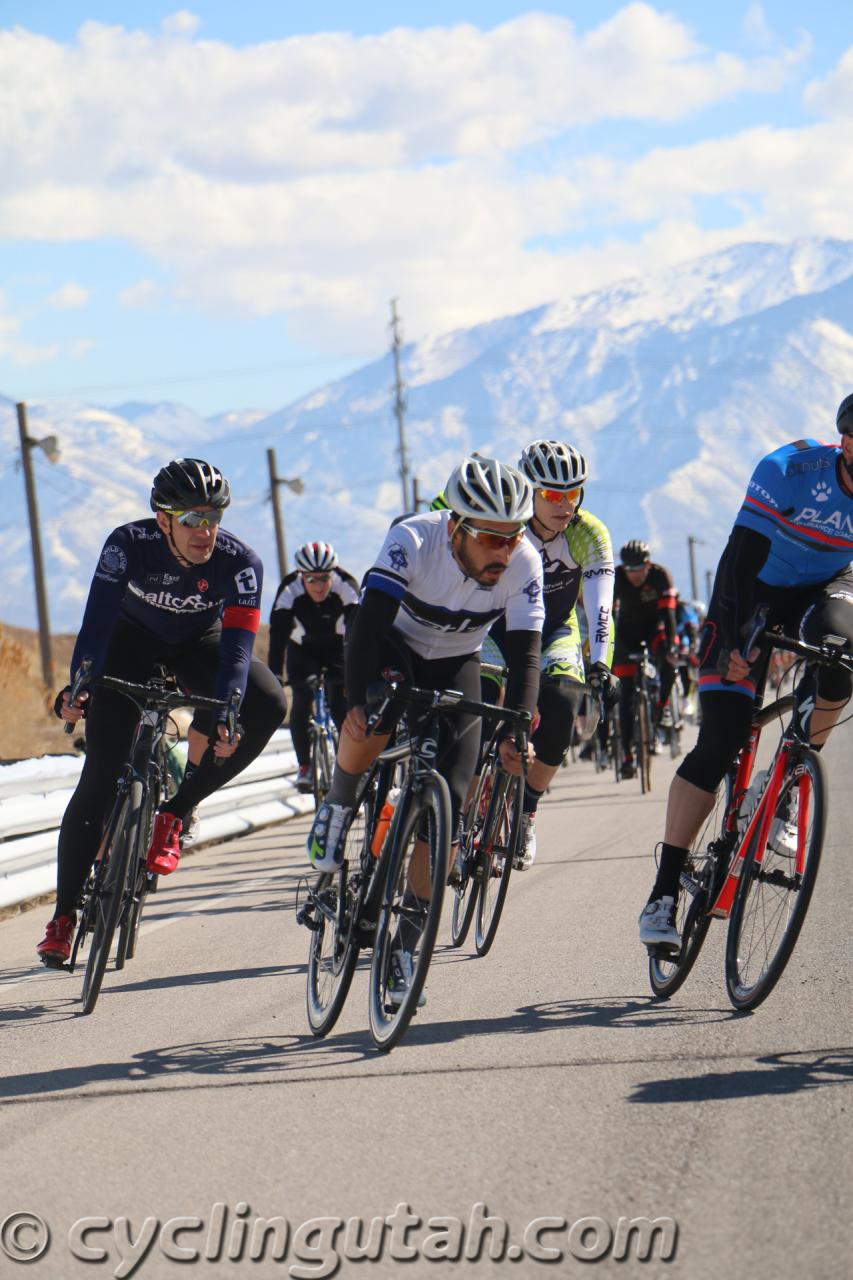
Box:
[364,680,531,744]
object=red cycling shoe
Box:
[146,811,183,875]
[37,914,76,966]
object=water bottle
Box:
[370,786,401,857]
[737,769,767,834]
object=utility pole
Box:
[687,535,705,602]
[412,477,424,512]
[705,568,713,605]
[266,448,304,580]
[17,401,59,690]
[389,299,411,512]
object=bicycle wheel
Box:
[118,776,159,966]
[636,695,652,793]
[668,681,683,759]
[368,773,450,1051]
[311,725,336,809]
[649,768,735,999]
[305,789,372,1036]
[81,781,142,1014]
[450,767,493,948]
[725,747,825,1011]
[474,772,521,957]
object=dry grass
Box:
[0,622,273,764]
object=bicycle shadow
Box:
[629,1048,853,1104]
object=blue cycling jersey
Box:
[70,519,263,708]
[735,439,853,586]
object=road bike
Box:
[647,612,853,1010]
[297,681,526,1050]
[624,643,658,793]
[306,672,338,808]
[448,704,531,956]
[67,661,238,1014]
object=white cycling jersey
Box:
[365,510,544,660]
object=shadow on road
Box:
[628,1048,853,1103]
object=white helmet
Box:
[518,438,587,489]
[295,541,337,573]
[444,455,533,524]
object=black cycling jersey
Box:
[613,562,677,650]
[267,568,359,678]
[70,519,263,708]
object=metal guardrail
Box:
[0,729,313,910]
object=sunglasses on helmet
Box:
[167,508,224,528]
[458,521,527,550]
[301,572,332,583]
[539,487,581,504]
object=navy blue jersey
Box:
[736,439,853,584]
[70,520,263,708]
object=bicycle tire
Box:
[609,705,623,784]
[636,694,652,793]
[81,781,142,1014]
[474,772,521,956]
[368,773,449,1051]
[312,727,336,809]
[117,769,159,968]
[305,790,372,1036]
[649,769,735,998]
[668,682,683,760]
[725,747,825,1011]
[450,767,493,949]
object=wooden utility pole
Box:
[16,401,55,689]
[266,448,305,579]
[389,299,411,512]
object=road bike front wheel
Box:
[311,725,336,810]
[81,781,143,1014]
[474,772,521,957]
[668,681,683,760]
[450,766,493,948]
[636,694,652,794]
[116,770,160,968]
[725,748,825,1011]
[306,791,372,1036]
[368,774,449,1051]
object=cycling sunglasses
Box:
[458,522,527,550]
[167,508,224,528]
[539,487,582,504]
[301,572,332,583]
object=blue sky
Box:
[1,2,851,415]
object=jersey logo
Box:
[387,543,409,571]
[98,544,127,577]
[812,481,831,503]
[522,578,541,603]
[197,578,209,592]
[235,567,258,595]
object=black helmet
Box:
[620,539,650,568]
[150,458,231,513]
[836,394,853,436]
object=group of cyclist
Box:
[37,394,853,1005]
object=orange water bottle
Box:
[370,787,400,857]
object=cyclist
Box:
[305,455,544,1004]
[612,540,678,778]
[268,541,359,793]
[37,458,286,965]
[431,440,618,866]
[639,401,853,950]
[674,592,702,706]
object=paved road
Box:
[2,724,851,1279]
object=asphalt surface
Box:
[2,721,851,1279]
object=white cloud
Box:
[119,279,163,308]
[804,47,853,118]
[46,282,90,309]
[162,10,200,38]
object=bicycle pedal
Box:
[646,941,680,958]
[295,903,321,931]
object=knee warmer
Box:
[533,678,586,767]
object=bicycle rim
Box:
[610,710,623,784]
[450,769,492,949]
[117,775,158,967]
[474,774,520,956]
[368,774,449,1050]
[725,748,825,1010]
[81,782,142,1014]
[649,774,733,998]
[669,685,683,760]
[637,698,652,793]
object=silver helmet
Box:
[295,541,337,572]
[444,455,533,524]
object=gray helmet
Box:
[150,458,230,512]
[518,438,588,489]
[445,455,533,524]
[836,394,853,435]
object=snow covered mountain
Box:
[2,236,853,636]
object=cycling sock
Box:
[650,843,687,901]
[326,764,361,809]
[522,782,544,816]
